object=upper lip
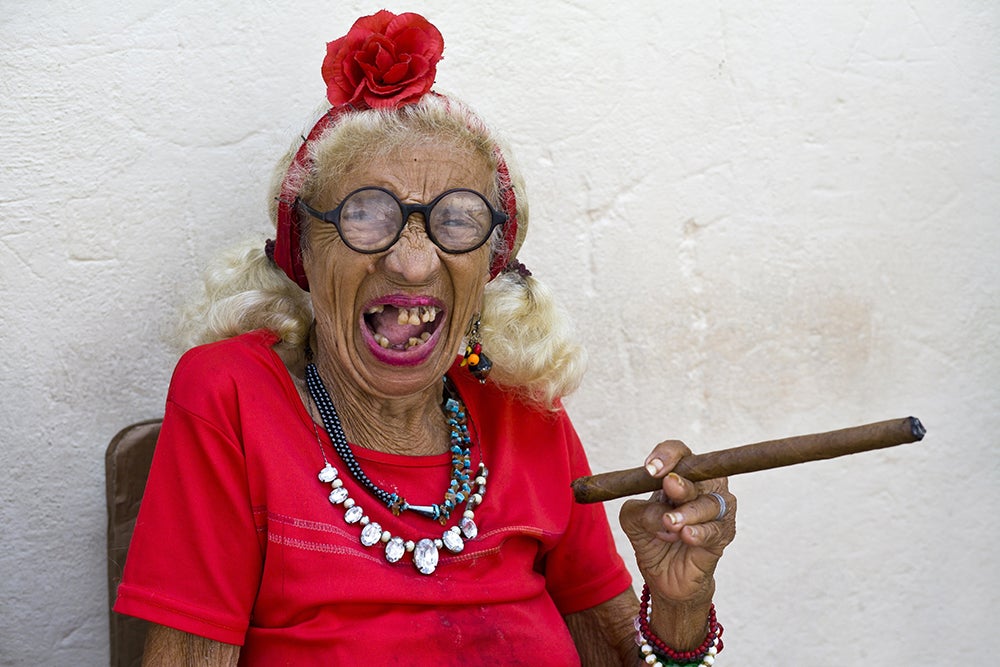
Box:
[362,294,445,312]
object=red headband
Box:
[269,11,519,292]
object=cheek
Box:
[304,250,366,322]
[473,243,494,281]
[303,227,345,268]
[453,251,491,305]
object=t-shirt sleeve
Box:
[113,352,264,645]
[542,413,633,615]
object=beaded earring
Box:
[461,316,492,383]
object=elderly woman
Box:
[115,11,735,667]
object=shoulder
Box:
[449,359,566,421]
[174,329,281,373]
[168,329,285,405]
[448,359,581,457]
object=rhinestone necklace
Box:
[304,363,488,575]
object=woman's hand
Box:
[618,439,736,648]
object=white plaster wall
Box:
[2,1,997,664]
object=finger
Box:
[679,509,736,552]
[621,494,683,544]
[663,488,736,532]
[680,521,722,549]
[661,471,698,506]
[643,439,692,479]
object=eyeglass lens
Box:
[338,188,495,252]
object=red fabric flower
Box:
[322,10,444,109]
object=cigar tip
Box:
[570,477,591,503]
[908,416,926,441]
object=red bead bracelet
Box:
[637,584,724,664]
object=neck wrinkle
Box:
[311,353,451,458]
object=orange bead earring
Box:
[461,316,492,383]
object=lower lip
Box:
[360,320,444,367]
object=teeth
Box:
[375,305,440,349]
[374,331,432,350]
[388,304,440,324]
[407,333,432,348]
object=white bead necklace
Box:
[305,365,488,575]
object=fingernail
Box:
[688,526,700,539]
[645,458,664,476]
[667,472,682,484]
[667,512,682,526]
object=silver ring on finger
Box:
[707,491,727,521]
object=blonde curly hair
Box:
[178,94,585,409]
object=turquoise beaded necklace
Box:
[305,363,488,574]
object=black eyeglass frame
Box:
[297,186,508,255]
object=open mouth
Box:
[361,298,445,356]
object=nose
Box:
[380,214,441,283]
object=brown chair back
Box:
[106,419,162,667]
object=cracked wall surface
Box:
[2,1,998,664]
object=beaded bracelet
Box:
[635,584,724,666]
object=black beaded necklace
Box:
[304,362,477,523]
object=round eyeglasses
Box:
[297,187,508,255]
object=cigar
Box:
[571,416,925,504]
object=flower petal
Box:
[320,10,444,109]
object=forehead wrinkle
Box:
[403,158,483,204]
[351,146,492,206]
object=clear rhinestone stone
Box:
[442,529,464,553]
[328,487,348,504]
[360,522,382,547]
[385,537,405,563]
[344,505,364,524]
[318,465,338,483]
[413,538,439,575]
[460,516,478,540]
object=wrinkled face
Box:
[303,140,494,399]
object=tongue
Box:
[370,307,429,346]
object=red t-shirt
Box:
[114,330,631,666]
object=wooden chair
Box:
[106,419,162,667]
